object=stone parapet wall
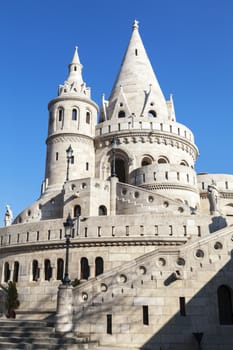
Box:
[96,118,195,144]
[0,214,230,251]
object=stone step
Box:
[0,320,97,350]
[0,336,86,345]
[33,341,98,350]
[0,320,48,328]
[0,343,98,350]
[97,346,140,350]
[0,340,98,350]
[0,327,53,334]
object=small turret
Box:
[42,47,98,195]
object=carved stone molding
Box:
[96,131,198,160]
[47,134,93,145]
[141,183,199,194]
[0,237,187,254]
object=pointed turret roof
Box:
[106,20,168,120]
[58,47,90,97]
[66,46,83,85]
[70,46,80,65]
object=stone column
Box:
[56,284,73,333]
[110,176,118,215]
[89,263,95,279]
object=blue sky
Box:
[0,0,233,224]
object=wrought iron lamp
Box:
[62,214,74,285]
[66,145,73,181]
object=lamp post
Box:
[111,137,117,177]
[66,145,73,181]
[63,214,74,285]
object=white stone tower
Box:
[96,21,199,209]
[42,47,98,195]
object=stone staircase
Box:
[0,320,98,349]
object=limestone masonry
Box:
[1,21,233,349]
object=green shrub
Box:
[6,281,19,318]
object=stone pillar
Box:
[56,284,73,333]
[110,176,118,215]
[89,263,95,279]
[51,265,56,281]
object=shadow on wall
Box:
[141,254,233,350]
[209,216,227,233]
[40,193,63,220]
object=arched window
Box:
[4,262,10,283]
[80,257,89,280]
[95,257,104,276]
[218,285,233,324]
[13,261,19,283]
[114,159,126,182]
[118,110,125,118]
[72,109,77,121]
[148,110,157,118]
[58,108,63,122]
[180,160,189,166]
[141,157,153,166]
[158,156,169,164]
[44,259,52,281]
[99,205,107,216]
[32,260,39,281]
[74,205,81,217]
[57,258,64,281]
[86,111,90,124]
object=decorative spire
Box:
[58,47,90,97]
[133,20,139,30]
[167,94,176,121]
[67,46,83,83]
[70,46,80,65]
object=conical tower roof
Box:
[58,47,90,97]
[106,21,168,120]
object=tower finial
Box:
[71,46,80,65]
[133,20,139,30]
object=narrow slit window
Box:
[107,314,112,334]
[169,225,173,236]
[179,297,186,316]
[72,109,77,121]
[58,108,63,122]
[56,152,59,161]
[143,305,149,325]
[86,111,90,124]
